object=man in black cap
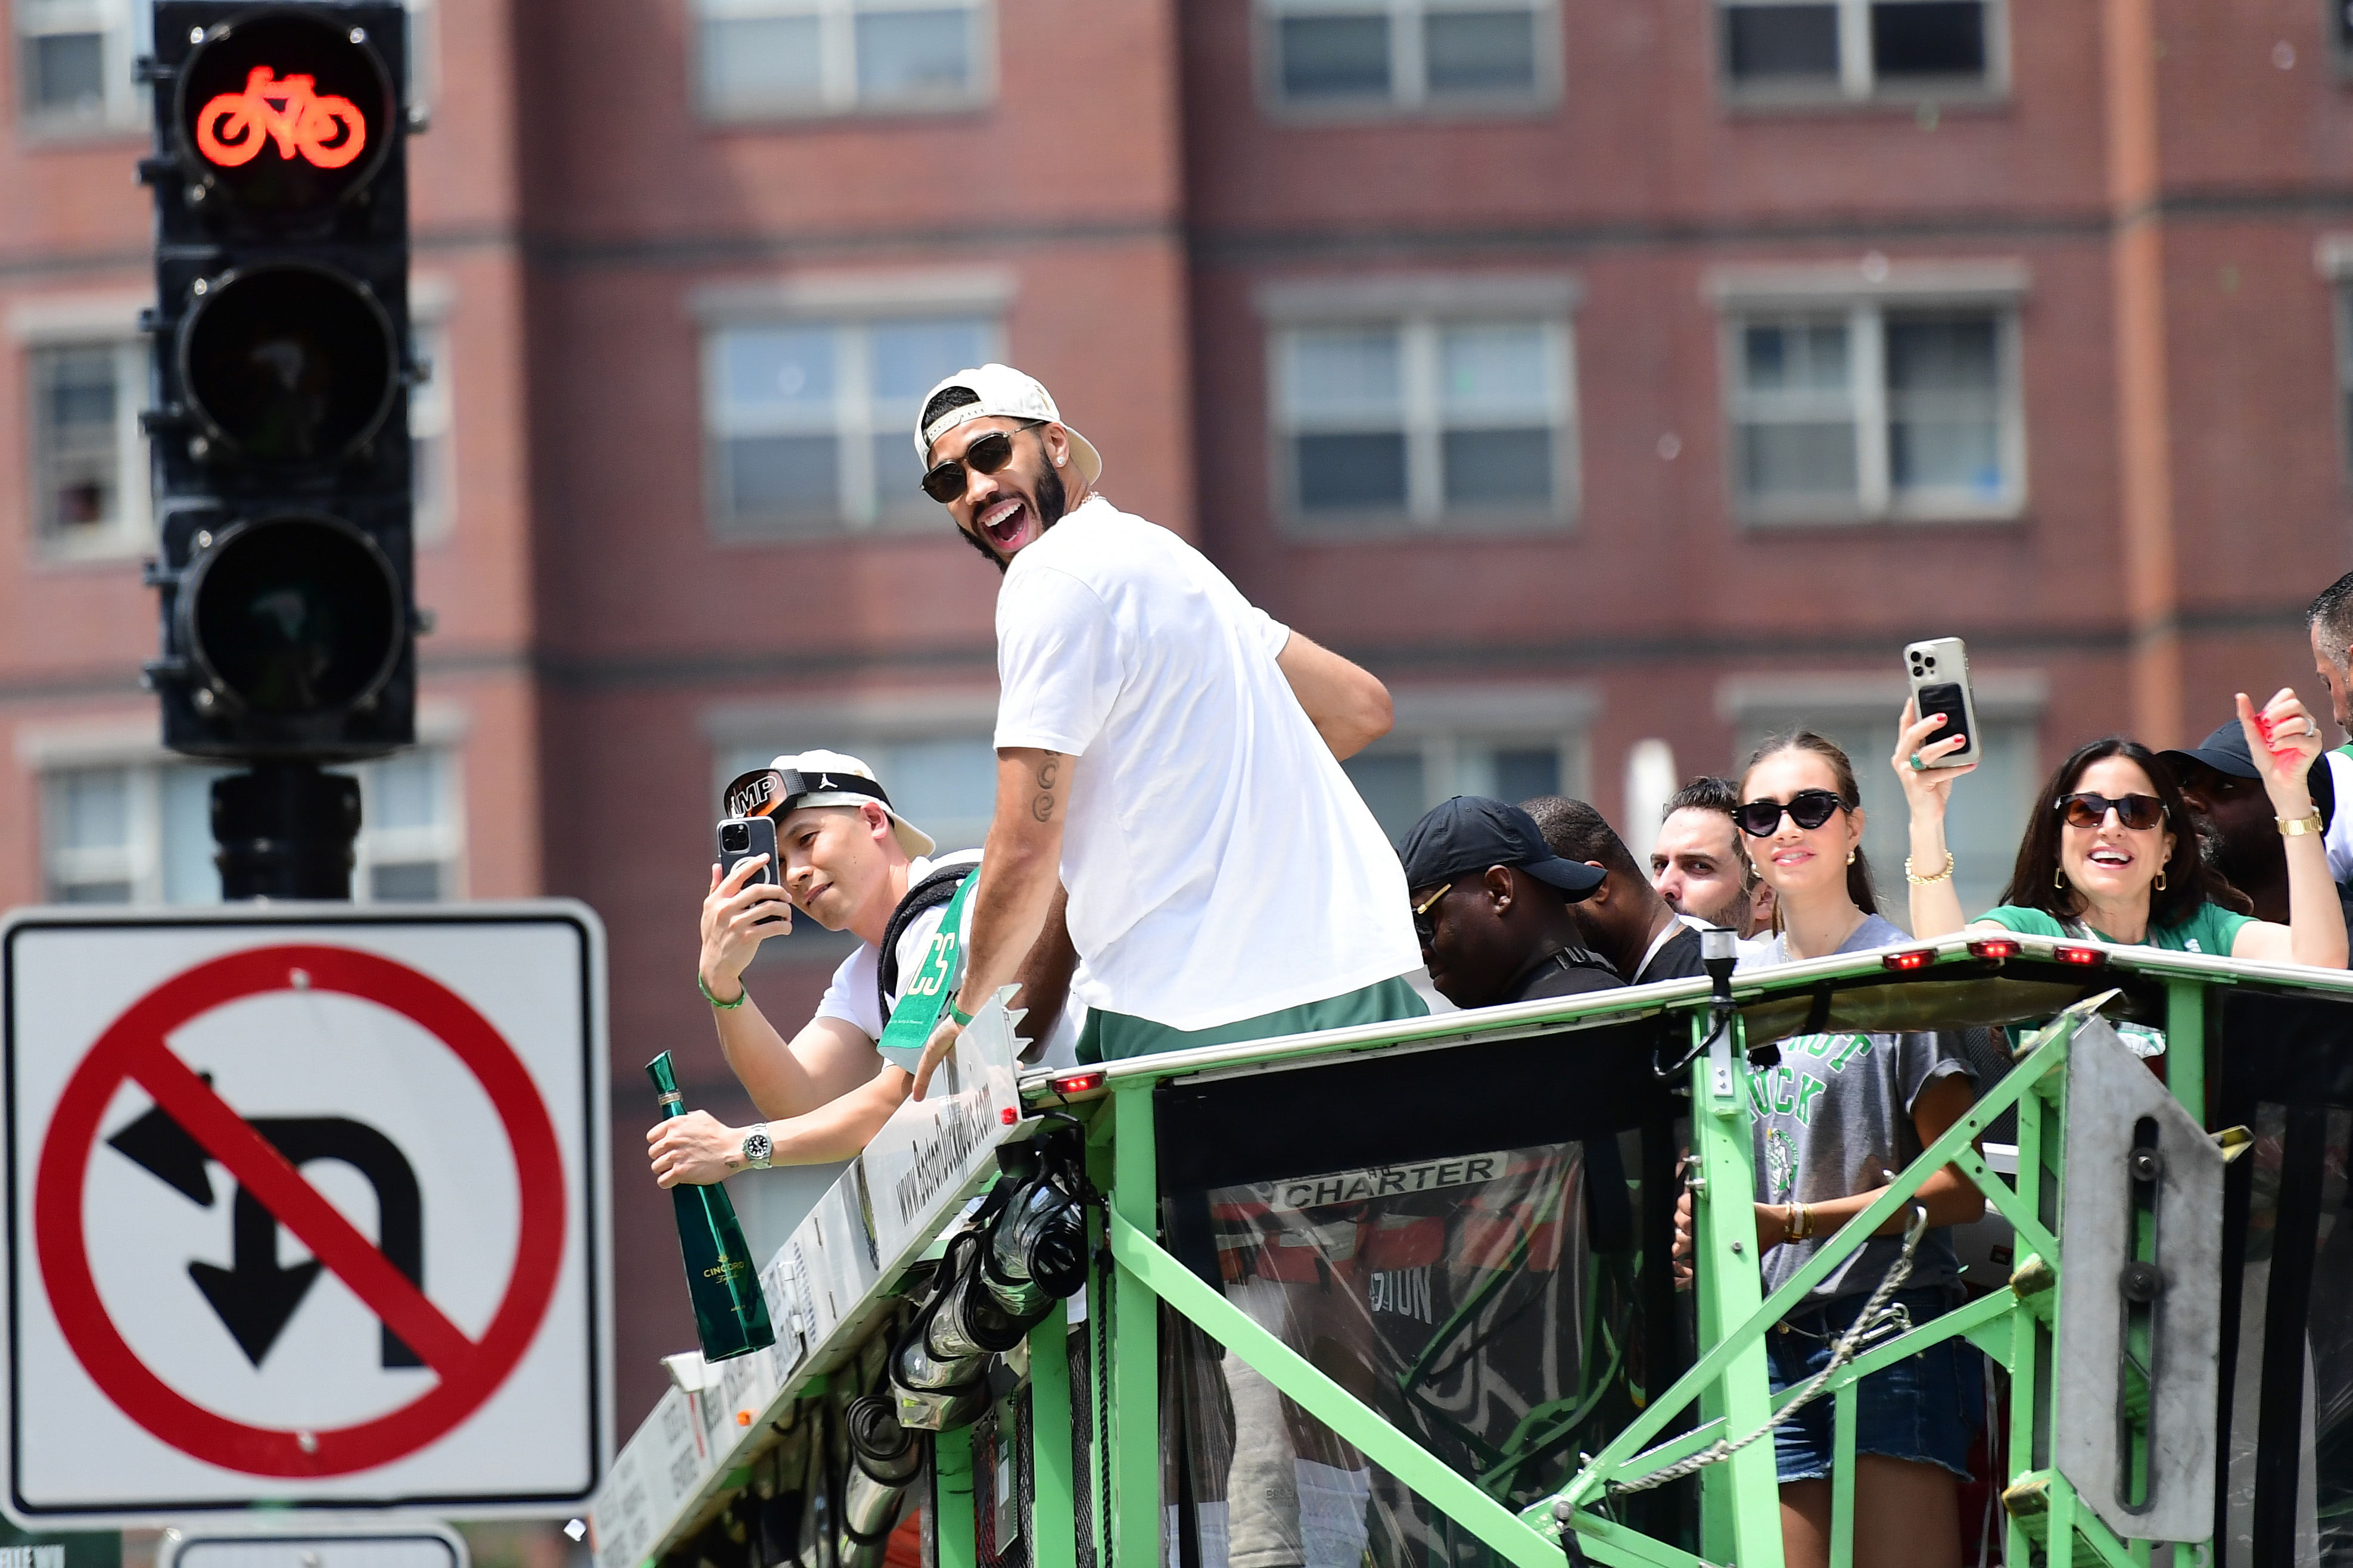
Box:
[2162,718,2348,931]
[1399,797,1624,1009]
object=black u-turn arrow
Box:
[108,1095,424,1370]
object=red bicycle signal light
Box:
[174,10,394,216]
[196,67,368,170]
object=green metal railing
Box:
[998,930,2353,1568]
[603,931,2353,1568]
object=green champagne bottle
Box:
[648,1052,775,1361]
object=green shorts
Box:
[1075,974,1430,1064]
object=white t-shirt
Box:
[813,850,1081,1070]
[991,496,1421,1030]
[2326,752,2353,884]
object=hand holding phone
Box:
[715,815,790,930]
[1903,638,1982,769]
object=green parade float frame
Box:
[592,931,2353,1568]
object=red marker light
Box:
[999,1107,1019,1126]
[1051,1070,1107,1096]
[2054,943,2107,966]
[1881,948,1935,971]
[1967,938,2021,961]
[196,67,368,170]
[736,1410,752,1427]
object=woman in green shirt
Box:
[1893,688,2346,970]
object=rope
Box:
[1594,1205,1931,1499]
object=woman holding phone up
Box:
[1675,730,1984,1568]
[1894,689,2346,971]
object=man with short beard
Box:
[903,365,1426,1082]
[1651,777,1776,937]
[2162,719,2349,935]
[904,363,1426,1568]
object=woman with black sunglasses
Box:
[1673,731,1985,1568]
[1894,689,2347,970]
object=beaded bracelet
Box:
[1903,851,1956,886]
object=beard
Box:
[957,463,1070,576]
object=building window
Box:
[14,0,150,133]
[1262,0,1556,111]
[1336,687,1593,846]
[27,339,150,558]
[410,320,454,540]
[1719,0,2001,101]
[706,314,996,535]
[41,751,464,906]
[1274,316,1576,530]
[695,0,991,120]
[1728,303,2022,523]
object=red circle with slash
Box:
[34,944,566,1476]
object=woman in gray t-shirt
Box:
[1680,731,1984,1568]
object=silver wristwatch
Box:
[740,1124,773,1170]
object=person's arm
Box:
[1750,1071,1984,1249]
[698,856,889,1115]
[1275,630,1393,761]
[1671,1070,1981,1281]
[2228,688,2350,970]
[911,747,1073,1097]
[1891,696,1976,938]
[648,1068,913,1186]
[1009,883,1078,1061]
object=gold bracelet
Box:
[2280,810,2326,838]
[1904,852,1956,886]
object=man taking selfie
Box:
[646,750,1078,1188]
[902,364,1424,1090]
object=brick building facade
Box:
[4,0,2349,1431]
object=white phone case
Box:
[1904,637,1982,769]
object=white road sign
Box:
[0,903,612,1525]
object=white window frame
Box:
[1711,258,2028,526]
[409,276,456,543]
[403,0,438,118]
[2317,238,2353,483]
[695,269,1012,538]
[1717,0,2009,104]
[14,0,151,137]
[23,715,469,907]
[693,0,997,121]
[18,322,152,561]
[1256,0,1561,118]
[1340,684,1597,841]
[1259,273,1582,535]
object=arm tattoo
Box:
[1031,752,1061,822]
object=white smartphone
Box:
[1904,637,1982,769]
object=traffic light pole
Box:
[211,765,361,901]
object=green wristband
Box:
[699,972,748,1011]
[947,999,975,1027]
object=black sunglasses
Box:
[1735,789,1846,837]
[920,420,1045,503]
[2058,791,2168,831]
[1411,882,1452,943]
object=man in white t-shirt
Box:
[646,750,1078,1188]
[900,364,1426,1089]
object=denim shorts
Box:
[1764,1285,1982,1485]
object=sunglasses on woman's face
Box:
[1735,789,1845,837]
[2057,791,2168,831]
[919,421,1044,503]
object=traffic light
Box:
[139,2,416,763]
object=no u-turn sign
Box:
[1,905,612,1524]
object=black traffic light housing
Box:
[141,1,417,763]
[138,2,419,897]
